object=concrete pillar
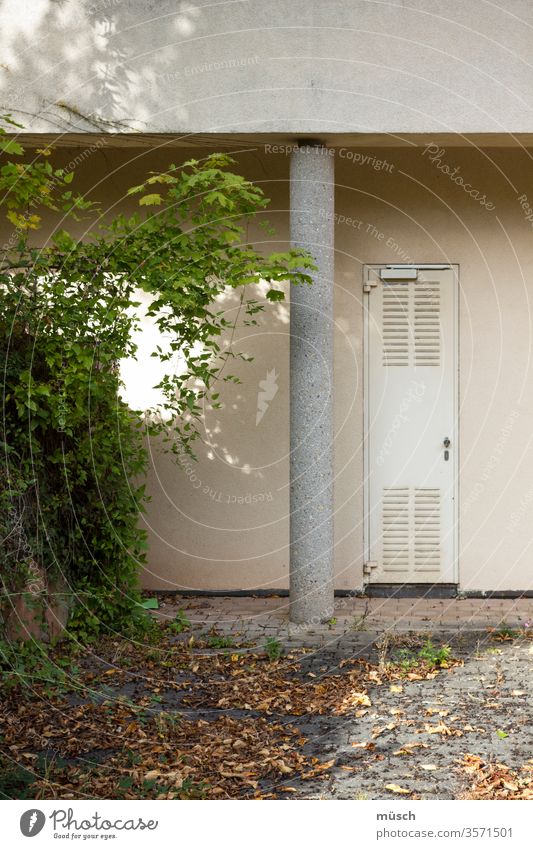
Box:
[289,143,335,624]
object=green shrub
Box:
[0,118,314,642]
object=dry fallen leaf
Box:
[462,754,485,774]
[460,754,533,800]
[385,783,411,795]
[372,722,397,738]
[424,721,462,736]
[394,743,429,756]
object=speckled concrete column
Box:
[289,144,335,624]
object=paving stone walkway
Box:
[155,595,533,650]
[287,637,533,799]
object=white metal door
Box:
[364,265,457,584]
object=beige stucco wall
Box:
[3,140,533,592]
[134,143,533,593]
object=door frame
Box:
[362,263,460,585]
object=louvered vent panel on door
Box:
[381,486,441,574]
[414,280,440,366]
[382,279,441,367]
[414,488,441,572]
[382,487,410,571]
[382,283,409,366]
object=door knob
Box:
[443,437,450,460]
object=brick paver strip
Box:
[155,596,533,644]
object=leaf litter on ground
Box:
[0,625,467,800]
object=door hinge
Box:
[364,268,379,293]
[363,560,378,577]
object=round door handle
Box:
[443,437,451,448]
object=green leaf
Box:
[266,289,285,302]
[0,138,24,155]
[146,173,176,185]
[139,193,162,206]
[137,598,159,610]
[496,729,508,739]
[52,229,75,250]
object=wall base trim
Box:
[147,588,360,598]
[365,583,458,598]
[459,589,533,599]
[146,586,533,599]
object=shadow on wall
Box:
[121,278,297,589]
[0,0,203,132]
